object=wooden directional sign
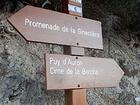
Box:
[8,6,103,49]
[46,54,124,90]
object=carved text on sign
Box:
[49,57,98,75]
[24,18,99,38]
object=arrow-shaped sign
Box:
[46,54,124,90]
[8,5,103,49]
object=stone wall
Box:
[0,0,140,105]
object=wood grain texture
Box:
[65,89,87,105]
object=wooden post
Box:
[62,1,86,105]
[65,89,87,105]
[63,46,87,105]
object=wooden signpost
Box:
[8,1,124,105]
[62,1,94,105]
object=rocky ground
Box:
[0,0,140,105]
